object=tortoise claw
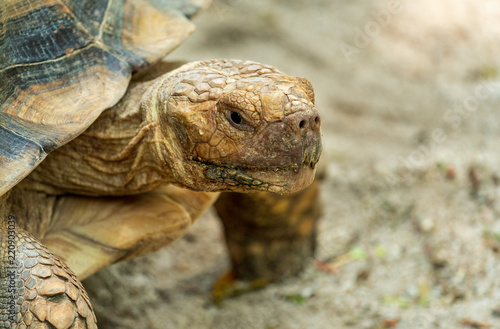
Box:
[212,270,270,305]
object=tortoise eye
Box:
[230,112,242,125]
[226,111,253,131]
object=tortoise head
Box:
[154,60,322,194]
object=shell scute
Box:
[0,0,209,195]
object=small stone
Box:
[301,286,314,298]
[430,248,450,268]
[418,218,434,232]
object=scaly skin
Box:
[2,60,321,328]
[1,194,97,329]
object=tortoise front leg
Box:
[1,193,97,329]
[29,186,218,280]
[215,179,322,284]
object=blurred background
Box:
[84,0,500,328]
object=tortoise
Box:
[0,0,322,328]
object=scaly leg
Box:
[1,192,97,329]
[214,178,322,297]
[8,186,218,280]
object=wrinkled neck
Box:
[142,77,198,189]
[20,79,176,197]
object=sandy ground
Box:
[83,1,500,328]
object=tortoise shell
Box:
[0,0,209,196]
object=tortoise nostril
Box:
[314,115,320,127]
[287,111,320,135]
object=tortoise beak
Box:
[256,106,322,193]
[287,108,322,170]
[204,106,322,194]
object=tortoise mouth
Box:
[199,158,317,194]
[186,123,322,194]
